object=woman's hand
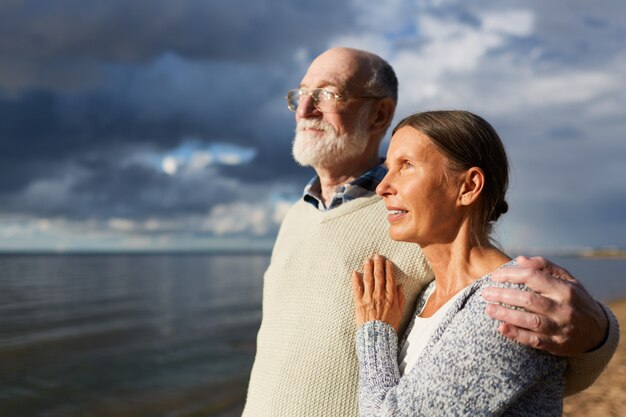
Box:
[352,254,405,332]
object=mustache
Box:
[295,119,334,133]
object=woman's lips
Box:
[386,208,408,222]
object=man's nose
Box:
[296,94,322,119]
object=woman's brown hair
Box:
[393,110,509,245]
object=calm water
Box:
[0,253,624,417]
[0,254,268,417]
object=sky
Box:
[1,0,625,253]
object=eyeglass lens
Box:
[286,89,336,112]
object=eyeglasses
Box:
[285,88,384,113]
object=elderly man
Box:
[242,47,618,417]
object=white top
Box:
[399,289,464,376]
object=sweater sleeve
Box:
[355,282,567,417]
[356,321,402,415]
[564,302,620,396]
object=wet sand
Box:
[563,296,626,416]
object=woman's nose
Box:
[376,173,394,197]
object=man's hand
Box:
[482,256,608,356]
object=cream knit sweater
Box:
[242,195,432,417]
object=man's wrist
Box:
[585,301,610,353]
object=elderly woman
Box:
[352,111,566,416]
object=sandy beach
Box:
[563,296,625,416]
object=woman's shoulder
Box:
[451,260,535,330]
[466,259,527,296]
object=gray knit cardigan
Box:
[356,266,567,416]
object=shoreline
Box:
[563,296,625,417]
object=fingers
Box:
[482,286,556,315]
[355,255,400,321]
[362,257,380,322]
[362,258,374,302]
[493,256,578,285]
[397,285,405,311]
[513,255,549,271]
[485,302,560,335]
[352,271,364,303]
[496,323,561,354]
[373,255,386,305]
[486,257,609,356]
[352,271,366,326]
[528,257,577,283]
[490,265,563,296]
[385,259,396,304]
[487,303,566,355]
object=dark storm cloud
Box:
[4,0,624,249]
[0,0,356,91]
[0,56,309,196]
[0,0,358,221]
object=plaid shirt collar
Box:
[303,161,387,211]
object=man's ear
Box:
[458,167,485,206]
[369,98,396,135]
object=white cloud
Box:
[201,198,297,237]
[155,142,257,177]
[272,200,294,224]
[216,152,246,166]
[350,0,408,31]
[108,218,136,232]
[325,2,626,250]
[203,202,271,236]
[380,11,534,109]
[162,156,179,175]
[188,151,214,171]
[481,10,534,36]
[329,33,392,59]
[494,71,615,113]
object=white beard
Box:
[292,109,370,168]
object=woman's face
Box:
[376,126,464,246]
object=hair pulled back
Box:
[393,110,509,244]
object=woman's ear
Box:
[458,167,484,206]
[369,98,395,135]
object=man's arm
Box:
[481,256,620,395]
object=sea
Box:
[1,253,625,417]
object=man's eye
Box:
[319,90,334,100]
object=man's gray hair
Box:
[363,55,398,103]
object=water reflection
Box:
[0,253,267,417]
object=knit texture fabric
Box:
[242,196,432,417]
[356,268,568,417]
[563,301,620,395]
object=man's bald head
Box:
[310,47,398,104]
